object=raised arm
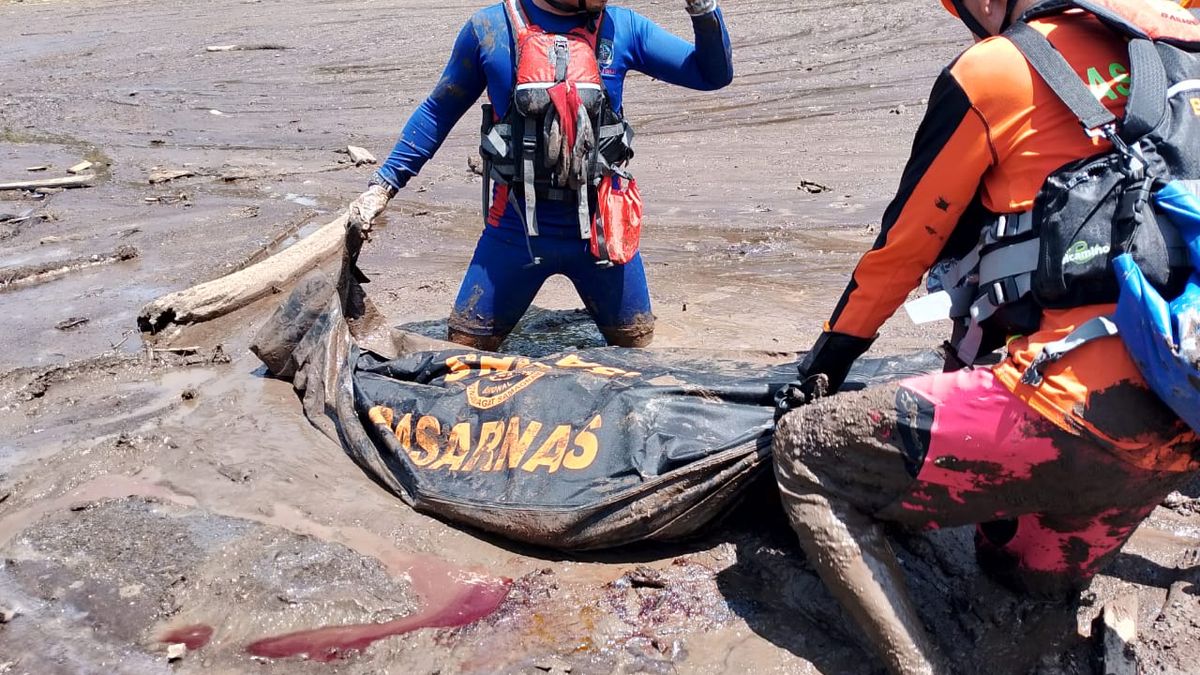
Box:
[373,20,488,191]
[628,2,733,91]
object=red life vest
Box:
[479,0,640,265]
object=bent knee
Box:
[599,314,655,348]
[446,328,505,352]
[773,404,828,479]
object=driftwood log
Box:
[138,214,348,334]
[0,174,96,191]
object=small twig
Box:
[109,330,136,351]
[205,44,289,52]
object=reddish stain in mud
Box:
[161,624,214,651]
[245,578,511,662]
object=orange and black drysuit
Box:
[773,0,1200,672]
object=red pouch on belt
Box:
[589,174,643,265]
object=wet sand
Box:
[2,0,1199,673]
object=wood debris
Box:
[1092,593,1138,675]
[0,174,96,192]
[67,160,93,174]
[148,169,195,184]
[138,215,347,334]
[205,44,288,52]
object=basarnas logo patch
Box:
[466,370,547,410]
[598,40,614,68]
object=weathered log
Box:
[0,246,139,291]
[1093,593,1139,675]
[205,44,288,52]
[0,174,96,191]
[138,214,349,334]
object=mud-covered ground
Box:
[1,0,1198,673]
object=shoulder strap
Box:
[504,0,530,36]
[1005,22,1117,131]
[1123,38,1168,139]
[1005,22,1168,141]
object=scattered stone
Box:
[165,642,187,661]
[181,387,198,401]
[798,180,831,194]
[0,606,18,623]
[889,104,908,115]
[468,154,484,176]
[618,565,667,589]
[54,317,90,331]
[347,145,377,166]
[67,160,93,174]
[1161,491,1199,514]
[148,169,195,184]
[1092,594,1138,675]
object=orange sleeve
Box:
[826,69,996,339]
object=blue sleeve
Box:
[628,8,733,91]
[374,20,487,191]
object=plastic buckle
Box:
[993,214,1010,240]
[988,280,1008,307]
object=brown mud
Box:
[1,0,1199,673]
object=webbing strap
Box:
[1006,22,1117,132]
[577,183,590,239]
[522,116,539,236]
[983,211,1036,245]
[955,322,986,367]
[1121,38,1169,140]
[1021,315,1119,386]
[953,272,1033,365]
[978,238,1039,286]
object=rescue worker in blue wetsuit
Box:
[348,0,733,350]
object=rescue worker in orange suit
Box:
[772,0,1200,671]
[346,0,733,351]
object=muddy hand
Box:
[774,373,829,421]
[347,184,393,241]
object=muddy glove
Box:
[774,373,830,421]
[347,181,396,239]
[684,0,718,15]
[774,331,876,420]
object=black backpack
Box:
[936,0,1200,367]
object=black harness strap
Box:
[1005,21,1118,131]
[1006,20,1170,144]
[1121,37,1168,140]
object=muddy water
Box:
[2,0,1199,673]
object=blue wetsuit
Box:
[374,1,733,342]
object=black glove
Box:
[774,331,876,420]
[774,373,830,421]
